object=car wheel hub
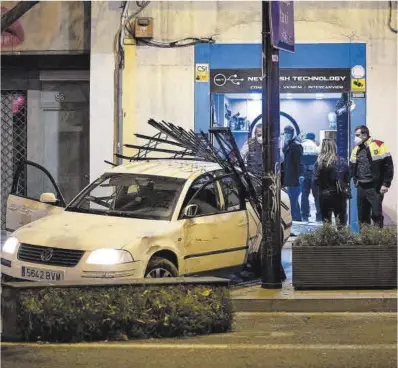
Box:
[146,268,173,278]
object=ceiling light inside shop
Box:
[316,93,324,99]
[286,93,293,99]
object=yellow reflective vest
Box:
[350,137,394,187]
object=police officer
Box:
[300,132,321,222]
[350,125,394,228]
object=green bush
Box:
[294,223,397,247]
[358,224,397,245]
[16,284,233,342]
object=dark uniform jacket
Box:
[350,137,394,188]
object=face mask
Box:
[284,134,293,142]
[256,137,263,144]
[354,136,363,146]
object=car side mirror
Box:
[183,204,199,218]
[40,192,57,204]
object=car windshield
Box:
[66,173,186,220]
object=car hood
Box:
[13,211,173,251]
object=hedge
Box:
[5,284,233,342]
[294,223,397,247]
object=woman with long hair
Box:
[313,139,350,227]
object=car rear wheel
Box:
[144,257,178,278]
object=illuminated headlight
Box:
[2,237,20,254]
[86,249,133,265]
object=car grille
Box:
[17,244,84,267]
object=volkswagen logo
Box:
[40,248,54,261]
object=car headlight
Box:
[86,249,134,265]
[2,237,20,254]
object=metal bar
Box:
[211,128,262,219]
[115,153,132,160]
[129,157,204,161]
[157,121,214,161]
[104,160,117,167]
[124,144,195,156]
[1,1,40,33]
[133,132,164,160]
[134,133,184,147]
[200,130,230,169]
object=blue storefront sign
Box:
[270,1,295,53]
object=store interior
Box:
[211,92,350,235]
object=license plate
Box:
[21,266,64,281]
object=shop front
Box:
[194,43,366,233]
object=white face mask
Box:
[284,134,293,143]
[256,137,263,144]
[354,136,363,146]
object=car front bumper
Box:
[1,254,146,282]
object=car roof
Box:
[105,160,223,180]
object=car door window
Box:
[182,175,222,217]
[218,176,243,212]
[12,161,66,206]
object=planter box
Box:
[292,245,397,290]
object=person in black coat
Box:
[313,139,350,227]
[282,125,303,222]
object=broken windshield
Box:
[66,173,186,220]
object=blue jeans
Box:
[301,170,321,221]
[287,186,302,221]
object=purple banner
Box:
[270,1,295,53]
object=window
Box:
[219,176,242,211]
[182,175,221,217]
[67,174,185,220]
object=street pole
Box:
[261,1,283,289]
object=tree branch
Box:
[1,1,40,33]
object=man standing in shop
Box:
[282,125,303,222]
[241,124,263,176]
[350,125,394,228]
[301,132,321,222]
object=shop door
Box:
[38,80,90,204]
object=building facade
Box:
[1,1,91,229]
[2,1,397,229]
[113,1,397,226]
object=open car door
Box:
[6,160,66,233]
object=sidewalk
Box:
[231,238,397,313]
[232,283,397,312]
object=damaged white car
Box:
[2,159,292,282]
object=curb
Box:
[232,297,397,313]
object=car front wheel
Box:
[144,257,178,278]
